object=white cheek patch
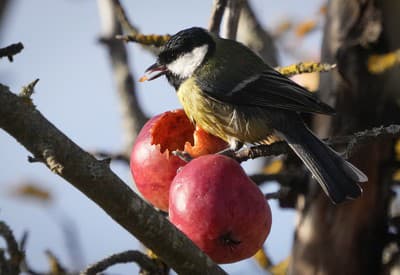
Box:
[167,45,208,78]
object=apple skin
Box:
[169,154,272,264]
[130,110,227,211]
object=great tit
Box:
[140,27,367,203]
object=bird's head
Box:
[140,27,215,87]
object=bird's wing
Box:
[199,68,336,115]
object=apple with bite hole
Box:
[130,109,227,211]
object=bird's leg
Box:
[217,139,244,157]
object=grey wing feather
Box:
[200,67,336,115]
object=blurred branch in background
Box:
[237,0,278,66]
[0,221,23,275]
[112,0,163,53]
[229,124,400,162]
[10,181,86,271]
[80,250,161,275]
[208,0,227,34]
[97,0,147,157]
[0,42,24,62]
[0,0,9,37]
[222,0,244,39]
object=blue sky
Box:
[0,0,322,273]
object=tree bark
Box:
[290,0,400,274]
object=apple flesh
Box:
[130,110,227,211]
[169,154,272,263]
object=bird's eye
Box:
[160,50,178,64]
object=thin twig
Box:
[326,125,400,158]
[80,250,160,275]
[275,62,336,77]
[112,0,161,54]
[0,42,24,62]
[232,141,289,162]
[232,124,400,162]
[92,150,130,164]
[265,187,290,200]
[250,174,283,185]
[208,0,227,34]
[116,33,170,47]
[112,0,138,34]
[0,221,23,275]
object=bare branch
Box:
[222,0,244,39]
[92,150,130,164]
[0,84,226,274]
[265,187,290,200]
[327,125,400,158]
[97,0,147,156]
[116,33,170,47]
[208,0,227,34]
[230,125,400,162]
[112,0,138,34]
[231,141,289,162]
[0,42,24,62]
[80,250,160,275]
[0,221,23,275]
[276,62,336,77]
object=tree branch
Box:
[97,0,147,156]
[0,84,226,275]
[0,42,24,62]
[0,221,23,275]
[80,250,160,275]
[208,0,227,34]
[230,125,400,162]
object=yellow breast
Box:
[177,78,276,144]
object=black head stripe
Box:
[158,27,215,65]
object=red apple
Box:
[169,154,272,263]
[130,110,227,211]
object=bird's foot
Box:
[216,147,236,158]
[172,150,193,162]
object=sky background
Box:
[0,0,323,274]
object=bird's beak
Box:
[139,63,167,82]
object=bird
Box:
[139,27,367,204]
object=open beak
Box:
[139,63,167,82]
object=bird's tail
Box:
[278,122,367,204]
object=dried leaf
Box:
[295,20,317,38]
[11,183,52,202]
[368,49,400,74]
[253,247,272,269]
[263,159,283,175]
[269,257,290,275]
